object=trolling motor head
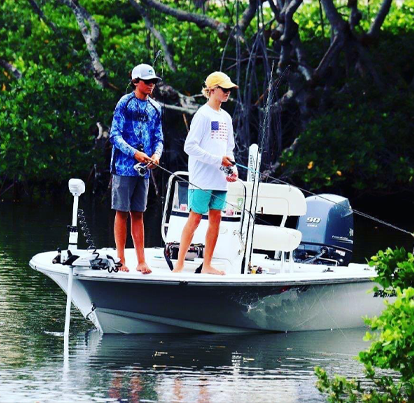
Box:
[68,179,85,197]
[67,179,85,252]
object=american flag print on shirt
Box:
[211,121,228,141]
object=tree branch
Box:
[267,0,281,20]
[263,136,300,176]
[354,40,385,88]
[280,0,303,43]
[0,59,22,80]
[128,1,177,72]
[347,0,362,32]
[58,0,107,87]
[292,36,313,82]
[27,0,60,36]
[320,0,348,32]
[239,0,258,32]
[137,0,229,35]
[157,84,200,115]
[313,34,345,80]
[277,0,303,73]
[367,0,393,39]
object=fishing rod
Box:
[140,160,253,220]
[228,160,414,238]
[149,154,414,240]
[242,61,279,274]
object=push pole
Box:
[64,179,85,340]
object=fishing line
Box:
[151,162,254,223]
[148,161,303,258]
[232,161,414,238]
[244,62,275,272]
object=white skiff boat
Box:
[29,146,389,334]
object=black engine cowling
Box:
[293,194,354,265]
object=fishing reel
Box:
[133,162,150,176]
[220,165,235,176]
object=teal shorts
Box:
[188,189,227,214]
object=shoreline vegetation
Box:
[316,247,414,402]
[0,0,413,203]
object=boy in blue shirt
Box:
[110,63,163,274]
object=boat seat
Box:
[225,181,307,273]
[252,225,302,252]
[227,181,306,216]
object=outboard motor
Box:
[293,194,353,265]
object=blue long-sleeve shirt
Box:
[109,92,163,178]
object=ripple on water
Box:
[1,201,400,402]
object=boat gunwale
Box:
[73,275,377,287]
[29,251,377,287]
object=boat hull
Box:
[76,277,384,334]
[30,250,388,334]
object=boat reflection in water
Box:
[70,328,370,402]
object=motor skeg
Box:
[293,194,354,265]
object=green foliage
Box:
[360,287,414,388]
[0,67,113,185]
[369,0,414,34]
[278,83,414,193]
[0,0,235,195]
[0,0,413,197]
[369,247,414,290]
[315,367,365,402]
[295,0,414,41]
[277,0,414,194]
[315,248,414,401]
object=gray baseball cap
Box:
[131,64,161,81]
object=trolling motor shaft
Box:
[65,178,86,341]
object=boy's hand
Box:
[148,154,160,169]
[226,168,238,182]
[134,150,152,164]
[222,156,235,167]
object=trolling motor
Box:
[63,178,85,340]
[53,179,86,265]
[52,179,120,272]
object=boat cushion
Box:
[227,181,307,216]
[252,225,302,252]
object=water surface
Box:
[0,199,411,402]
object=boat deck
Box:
[29,248,377,286]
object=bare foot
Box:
[172,264,184,273]
[137,262,152,274]
[201,265,225,275]
[119,262,129,272]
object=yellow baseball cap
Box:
[205,71,238,89]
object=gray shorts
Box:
[111,174,149,212]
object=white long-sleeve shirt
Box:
[184,104,235,191]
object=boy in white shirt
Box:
[172,71,238,275]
